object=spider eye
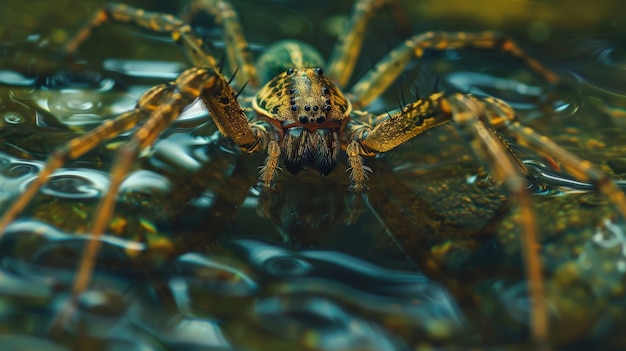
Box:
[286,68,295,75]
[315,67,324,76]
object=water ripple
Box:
[175,252,258,297]
[255,295,407,351]
[232,239,465,335]
[38,169,109,199]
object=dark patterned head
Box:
[253,68,352,175]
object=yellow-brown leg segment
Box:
[347,92,457,189]
[350,92,548,347]
[181,0,259,88]
[259,140,281,188]
[197,70,262,152]
[355,92,455,153]
[483,96,626,220]
[47,67,262,328]
[64,3,220,72]
[446,94,547,348]
[327,0,410,88]
[350,31,560,108]
[0,84,173,237]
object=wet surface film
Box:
[1,0,626,350]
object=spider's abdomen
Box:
[256,40,325,84]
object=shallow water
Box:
[1,0,626,350]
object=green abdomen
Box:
[256,40,325,84]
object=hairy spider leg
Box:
[44,67,260,328]
[346,91,550,346]
[349,31,560,108]
[0,84,171,235]
[483,96,626,218]
[447,94,548,348]
[337,26,565,348]
[327,0,410,88]
[480,95,626,347]
[62,2,259,85]
[344,92,451,191]
[180,0,259,87]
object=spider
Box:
[1,0,626,348]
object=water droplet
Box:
[38,169,109,199]
[45,70,111,90]
[3,112,24,125]
[44,90,104,127]
[598,47,626,70]
[0,70,37,86]
[264,256,312,276]
[2,163,40,178]
[0,155,43,204]
[65,98,94,111]
[177,253,258,296]
[119,170,171,195]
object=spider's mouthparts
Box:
[282,127,339,176]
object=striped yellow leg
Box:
[327,0,410,88]
[348,92,550,347]
[181,0,259,88]
[0,84,173,236]
[64,3,220,72]
[350,31,560,108]
[447,94,548,348]
[483,96,626,219]
[43,67,260,328]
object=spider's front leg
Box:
[79,66,265,284]
[348,92,547,344]
[345,92,455,192]
[23,67,263,328]
[351,92,626,347]
[0,83,173,234]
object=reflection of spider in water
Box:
[1,0,626,347]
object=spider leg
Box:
[180,0,259,88]
[0,84,171,235]
[482,96,626,217]
[71,68,222,297]
[346,92,453,191]
[350,31,560,108]
[349,92,549,346]
[64,3,220,73]
[327,0,410,88]
[45,67,263,328]
[447,94,548,347]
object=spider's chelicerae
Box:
[1,0,626,347]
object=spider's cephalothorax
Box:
[253,63,352,176]
[2,1,626,347]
